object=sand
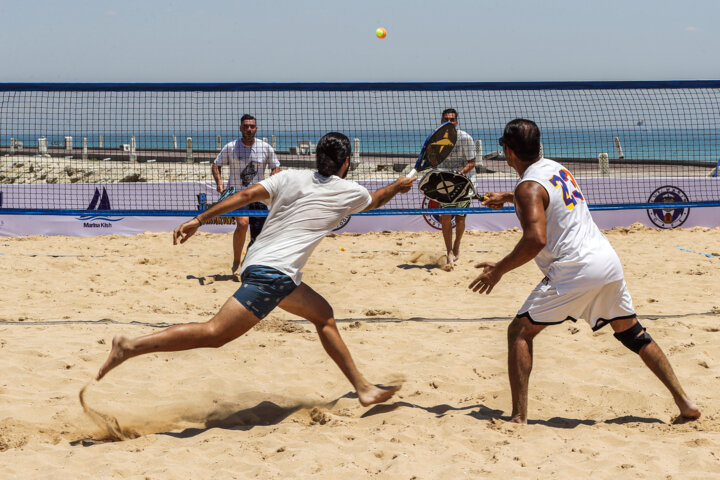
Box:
[1,226,719,479]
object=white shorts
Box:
[517,278,635,331]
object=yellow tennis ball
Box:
[340,246,346,251]
[376,27,387,39]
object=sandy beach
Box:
[1,226,719,479]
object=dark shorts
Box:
[232,265,297,319]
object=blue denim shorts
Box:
[233,265,297,319]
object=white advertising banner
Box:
[0,178,719,236]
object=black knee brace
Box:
[613,321,652,354]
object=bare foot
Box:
[452,246,460,262]
[677,397,701,419]
[509,414,527,424]
[231,261,241,282]
[357,384,402,407]
[446,252,455,270]
[96,335,131,381]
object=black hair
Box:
[441,108,458,120]
[240,114,256,123]
[501,119,541,162]
[316,132,351,177]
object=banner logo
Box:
[422,197,455,230]
[77,187,123,228]
[196,193,236,225]
[333,215,351,232]
[646,185,690,229]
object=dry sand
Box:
[1,226,719,479]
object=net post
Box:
[9,138,15,154]
[129,136,137,163]
[38,137,48,155]
[598,153,610,175]
[216,135,222,150]
[98,135,103,148]
[186,137,193,163]
[613,137,625,159]
[64,136,73,152]
[172,135,178,149]
[271,134,277,149]
[82,137,88,160]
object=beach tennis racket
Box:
[217,186,236,203]
[407,122,457,178]
[418,170,488,204]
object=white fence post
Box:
[186,137,193,163]
[271,134,277,149]
[82,137,88,160]
[598,153,610,175]
[99,135,104,148]
[65,136,73,151]
[613,137,625,159]
[38,137,48,155]
[173,135,178,149]
[353,138,360,165]
[130,136,137,163]
[217,135,222,150]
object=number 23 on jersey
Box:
[549,169,584,209]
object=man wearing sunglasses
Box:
[212,114,281,280]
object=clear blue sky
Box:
[1,0,718,82]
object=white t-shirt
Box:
[240,170,373,284]
[213,138,280,188]
[516,157,624,294]
[440,129,476,185]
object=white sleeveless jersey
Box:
[516,158,624,294]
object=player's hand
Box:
[173,218,201,245]
[469,261,503,295]
[481,192,506,210]
[216,184,224,194]
[396,176,417,194]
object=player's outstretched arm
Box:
[173,184,270,245]
[364,176,416,211]
[482,191,514,209]
[469,182,547,294]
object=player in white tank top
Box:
[469,119,699,424]
[517,157,623,294]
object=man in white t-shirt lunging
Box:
[212,114,281,280]
[97,132,415,407]
[470,118,700,423]
[438,109,476,269]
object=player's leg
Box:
[507,315,547,423]
[439,214,455,267]
[278,282,400,406]
[247,202,268,248]
[452,214,466,261]
[610,317,700,419]
[232,216,250,276]
[97,296,259,380]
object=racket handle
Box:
[406,168,417,178]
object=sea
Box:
[3,127,720,163]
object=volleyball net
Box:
[1,81,719,217]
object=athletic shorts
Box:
[517,278,635,331]
[439,198,471,217]
[232,265,297,319]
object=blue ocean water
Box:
[3,127,719,163]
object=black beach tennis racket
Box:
[407,122,457,178]
[418,170,488,204]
